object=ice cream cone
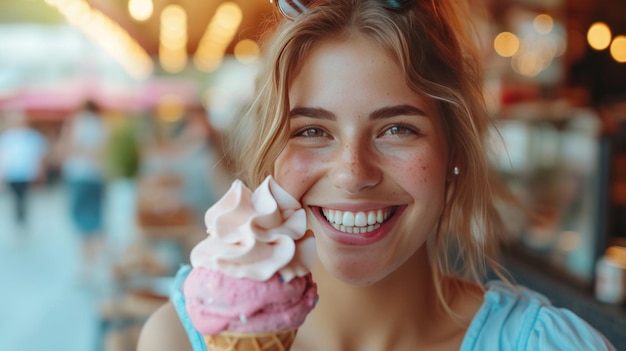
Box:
[203,329,297,351]
[186,177,316,350]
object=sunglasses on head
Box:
[271,0,411,21]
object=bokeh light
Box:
[233,39,260,64]
[610,35,626,63]
[128,0,153,21]
[587,22,612,50]
[494,31,520,57]
[533,14,554,35]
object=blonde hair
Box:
[230,0,509,314]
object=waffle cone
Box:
[203,329,297,351]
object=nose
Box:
[329,141,382,194]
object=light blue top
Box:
[172,265,616,351]
[61,111,108,180]
[460,281,616,350]
[0,128,47,182]
[172,265,206,350]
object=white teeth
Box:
[367,212,377,225]
[355,212,367,226]
[377,210,384,223]
[334,211,341,224]
[343,212,355,226]
[322,208,392,234]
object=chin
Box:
[318,251,393,287]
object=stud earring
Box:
[453,166,460,176]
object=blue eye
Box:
[294,127,328,138]
[384,124,417,136]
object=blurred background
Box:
[0,0,625,350]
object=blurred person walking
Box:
[58,99,110,280]
[0,109,48,233]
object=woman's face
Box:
[274,35,450,286]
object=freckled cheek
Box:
[390,154,447,186]
[274,148,323,200]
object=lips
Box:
[320,207,396,234]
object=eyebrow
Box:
[288,107,333,120]
[288,104,428,120]
[370,104,428,120]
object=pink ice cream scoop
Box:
[184,268,317,334]
[183,175,318,335]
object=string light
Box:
[587,22,612,51]
[193,2,242,72]
[128,0,153,22]
[44,0,153,79]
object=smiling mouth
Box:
[320,207,397,234]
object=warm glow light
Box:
[494,32,519,57]
[159,4,188,73]
[533,14,554,35]
[156,94,186,122]
[63,1,91,25]
[587,22,612,50]
[233,39,260,64]
[498,17,566,79]
[511,53,542,77]
[128,0,153,21]
[610,35,626,63]
[45,0,153,79]
[194,2,243,72]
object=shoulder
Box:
[137,302,193,351]
[462,281,616,351]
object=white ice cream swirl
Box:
[189,175,315,282]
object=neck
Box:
[298,249,465,351]
[316,248,436,311]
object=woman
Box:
[138,0,615,349]
[59,99,109,280]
